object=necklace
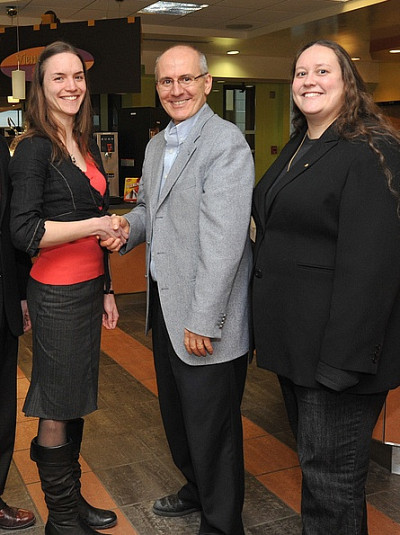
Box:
[70,154,77,164]
[287,133,307,172]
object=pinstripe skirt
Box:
[24,275,104,420]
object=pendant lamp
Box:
[11,6,25,100]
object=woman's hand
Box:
[102,293,119,329]
[96,215,129,243]
[100,216,130,252]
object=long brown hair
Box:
[19,41,93,161]
[291,40,400,199]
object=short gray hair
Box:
[155,45,208,81]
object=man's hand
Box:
[184,328,213,357]
[100,215,130,252]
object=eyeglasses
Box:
[157,73,208,90]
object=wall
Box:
[254,82,291,183]
[122,75,156,107]
[373,62,400,102]
[142,51,386,86]
[206,81,291,181]
[109,71,292,183]
[142,50,293,81]
[207,87,224,118]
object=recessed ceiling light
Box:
[389,49,400,53]
[227,50,240,55]
[139,2,208,15]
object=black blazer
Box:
[9,136,109,257]
[252,125,400,394]
[0,135,31,337]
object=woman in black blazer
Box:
[252,40,400,535]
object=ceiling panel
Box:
[233,8,305,25]
[164,6,256,28]
[0,0,397,67]
[213,0,286,8]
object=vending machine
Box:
[118,107,169,196]
[93,132,119,199]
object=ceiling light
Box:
[389,49,400,53]
[6,6,17,18]
[227,50,239,55]
[351,57,361,61]
[139,2,208,15]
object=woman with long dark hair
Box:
[9,41,127,534]
[252,40,400,534]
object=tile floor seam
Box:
[11,313,400,534]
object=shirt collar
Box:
[164,103,207,145]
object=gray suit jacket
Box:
[122,104,254,365]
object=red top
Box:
[31,159,107,285]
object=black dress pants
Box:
[0,311,18,496]
[151,282,247,535]
[279,376,387,535]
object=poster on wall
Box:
[0,17,141,97]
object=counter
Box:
[109,202,147,294]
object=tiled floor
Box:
[4,292,400,534]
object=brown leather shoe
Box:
[0,505,36,530]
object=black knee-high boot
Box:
[66,419,117,530]
[30,438,109,535]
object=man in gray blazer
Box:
[106,45,254,535]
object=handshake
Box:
[98,214,130,252]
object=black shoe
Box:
[66,419,117,530]
[78,495,117,529]
[30,438,107,535]
[152,494,201,517]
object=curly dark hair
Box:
[19,40,93,162]
[291,39,400,199]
